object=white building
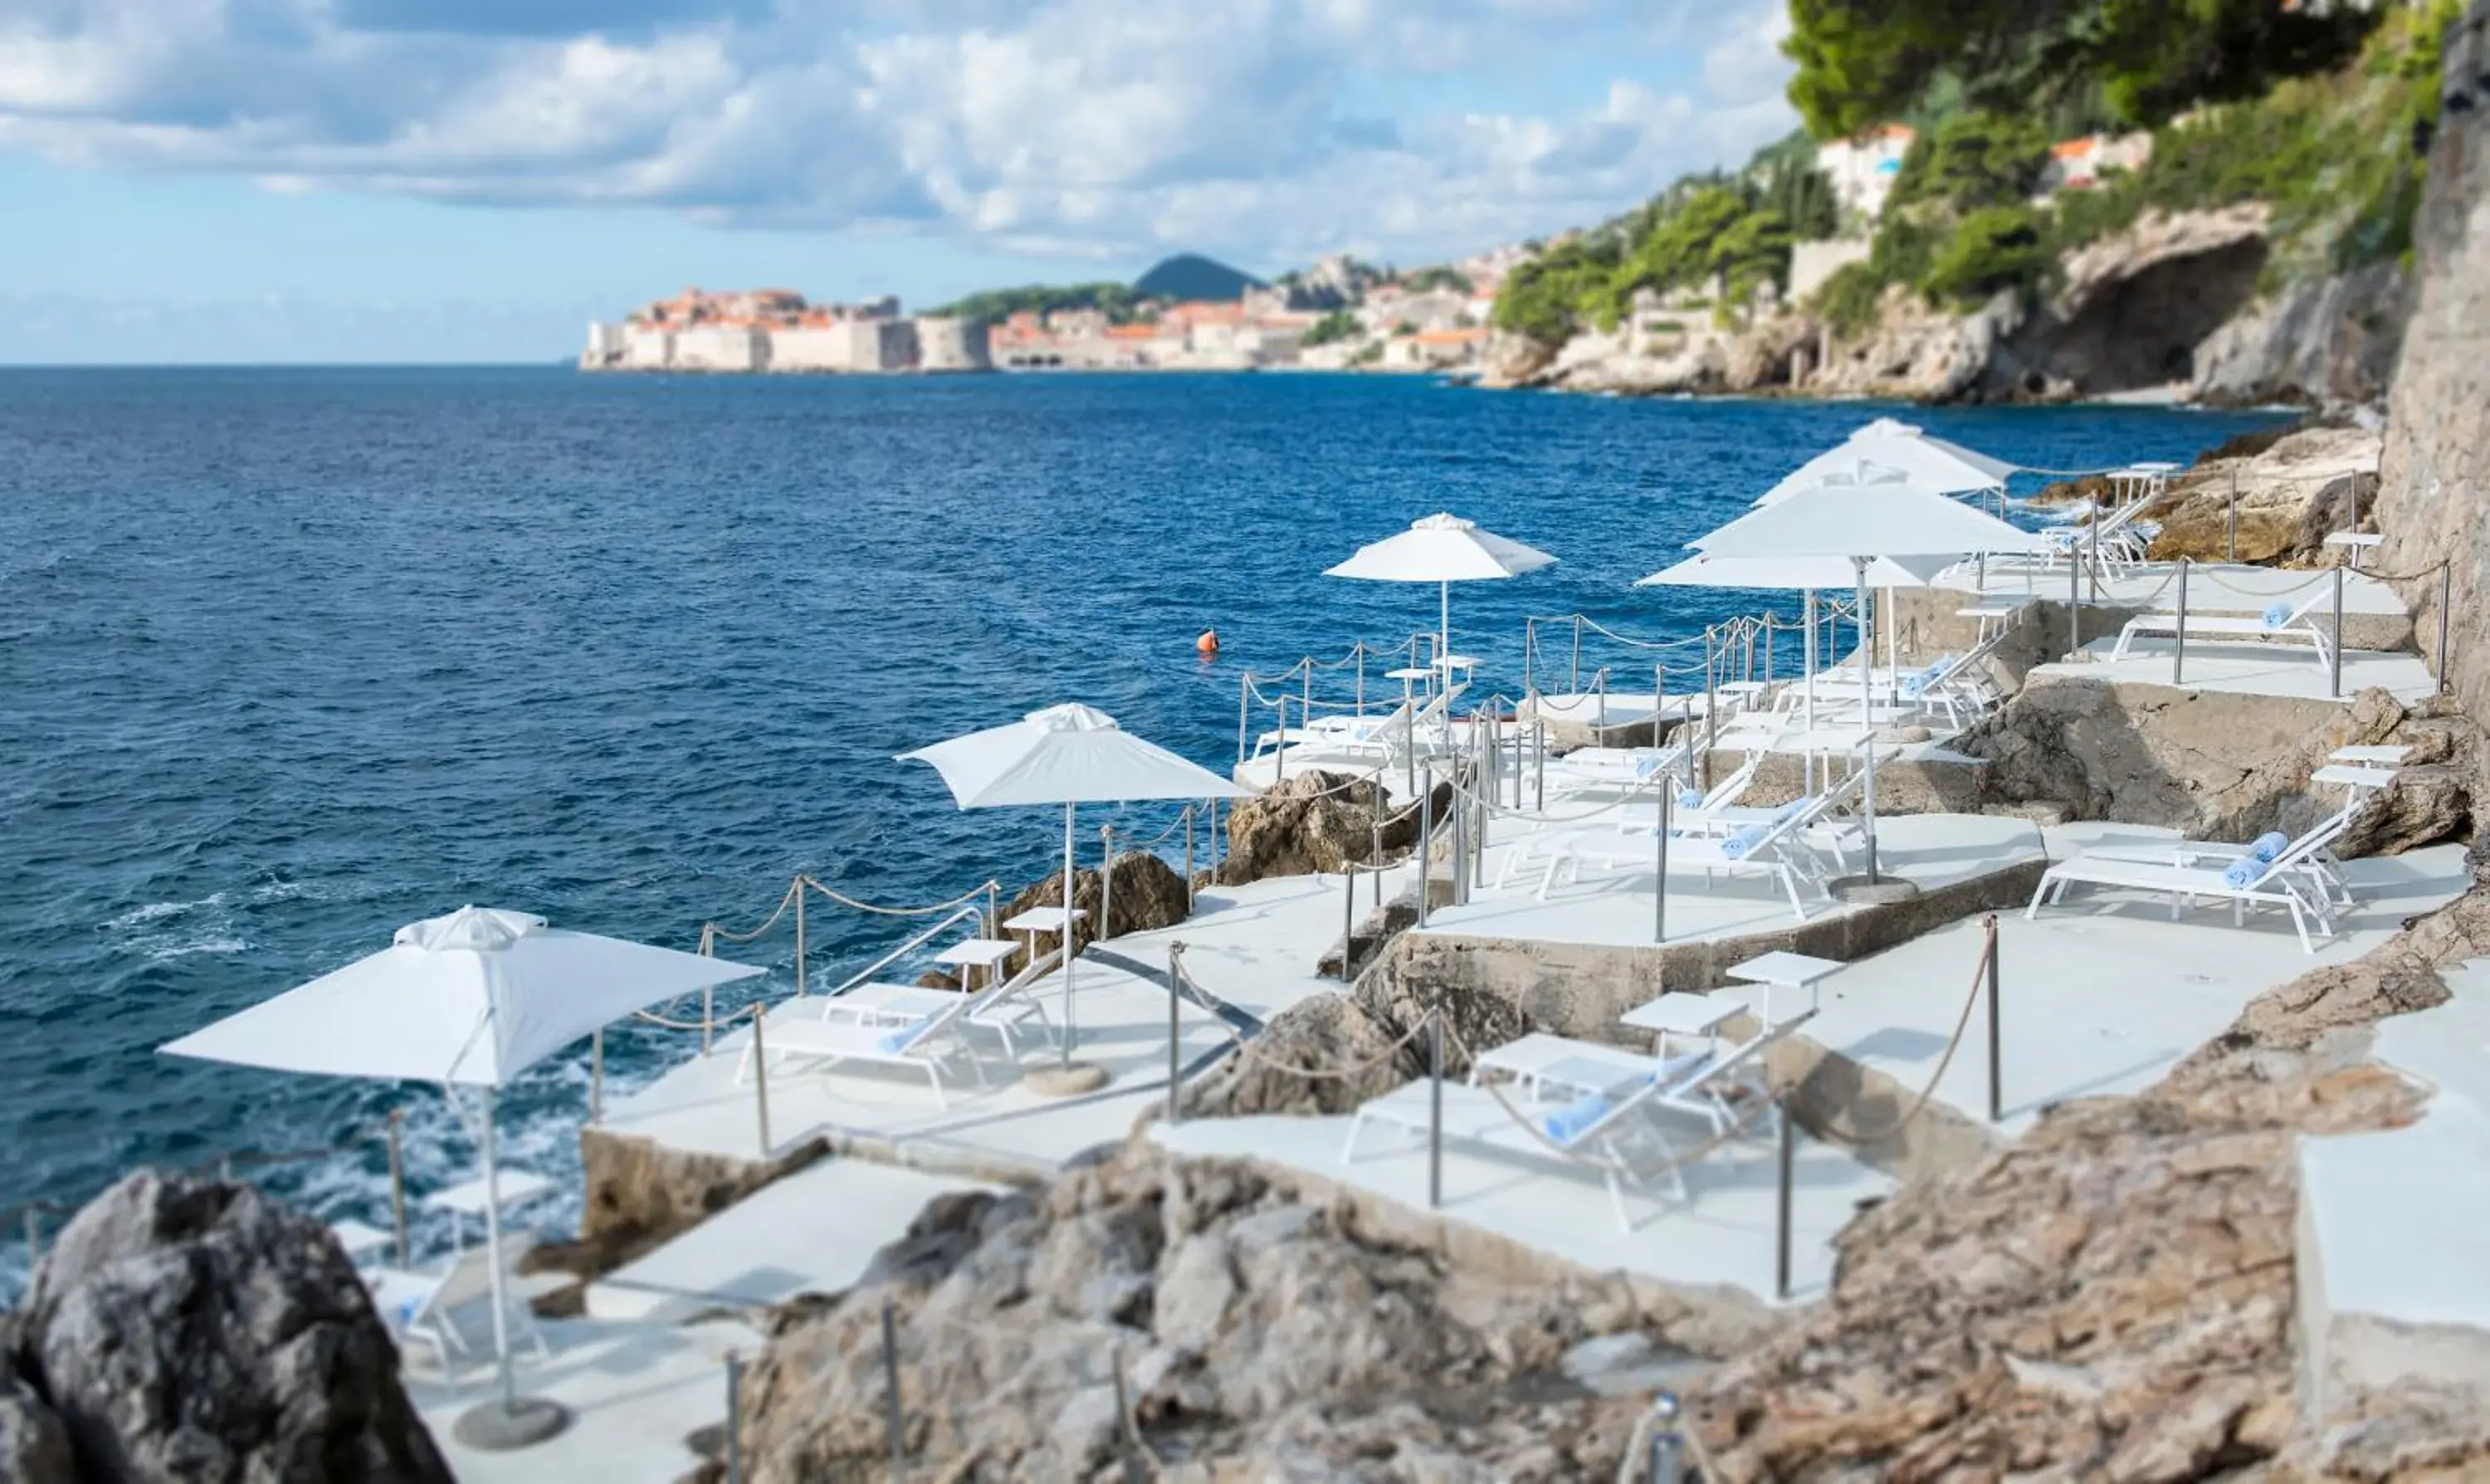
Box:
[1817,124,1916,222]
[915,316,990,372]
[2042,133,2154,194]
[673,324,770,372]
[618,322,676,369]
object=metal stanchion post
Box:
[2439,564,2453,693]
[1236,676,1249,770]
[793,879,807,999]
[1452,766,1468,906]
[1355,644,1365,718]
[1370,796,1384,909]
[1166,945,1184,1125]
[1571,614,1583,692]
[1647,1394,1684,1484]
[881,1298,906,1484]
[23,1209,40,1272]
[589,1028,603,1125]
[1301,666,1312,749]
[387,1109,410,1268]
[1272,694,1286,785]
[1985,915,2003,1124]
[2087,516,2100,605]
[1535,720,1545,808]
[724,1351,745,1484]
[1775,1099,1795,1301]
[1183,807,1195,914]
[1099,825,1115,943]
[2173,559,2190,686]
[2331,564,2345,699]
[1428,1009,1443,1211]
[1340,866,1356,982]
[2068,549,2081,656]
[1702,629,1717,790]
[702,984,715,1058]
[2227,469,2239,562]
[1416,765,1433,929]
[751,1003,771,1157]
[1654,783,1670,946]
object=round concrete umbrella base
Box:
[1023,1062,1112,1098]
[1829,875,1921,906]
[453,1397,573,1451]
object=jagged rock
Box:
[735,1143,1677,1482]
[576,1130,819,1267]
[0,1369,74,1484]
[1809,285,2024,402]
[1217,771,1442,886]
[9,1169,450,1484]
[2192,261,2408,412]
[2140,423,2384,564]
[1174,993,1418,1119]
[998,848,1193,966]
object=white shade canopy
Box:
[1757,419,2016,505]
[898,703,1251,808]
[160,906,764,1088]
[1697,469,2051,560]
[1636,551,1961,592]
[1324,513,1557,583]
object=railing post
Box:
[1535,719,1546,811]
[2172,559,2190,686]
[1183,806,1196,915]
[1271,693,1286,784]
[702,984,715,1058]
[1775,1097,1795,1301]
[1166,943,1184,1126]
[1341,866,1357,982]
[2068,547,2081,657]
[1236,674,1249,769]
[1646,1394,1685,1484]
[387,1108,410,1268]
[881,1297,906,1484]
[2227,469,2239,563]
[986,880,999,941]
[793,876,808,999]
[1355,642,1366,718]
[1451,763,1468,906]
[2439,564,2453,693]
[1428,1008,1443,1211]
[1765,613,1775,682]
[589,1028,604,1125]
[1301,664,1313,745]
[1416,764,1433,929]
[1654,783,1671,945]
[751,1003,771,1158]
[2331,564,2346,700]
[724,1350,745,1484]
[22,1208,40,1274]
[1571,614,1584,693]
[1985,914,2003,1124]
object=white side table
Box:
[1724,949,1845,1025]
[935,937,1019,992]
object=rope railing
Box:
[1806,915,1995,1149]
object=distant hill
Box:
[1133,254,1265,302]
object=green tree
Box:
[1921,205,2049,306]
[1888,111,2053,212]
[1301,310,1359,347]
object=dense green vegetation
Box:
[926,282,1142,325]
[1300,310,1360,348]
[1784,0,2385,140]
[1492,132,1839,344]
[1801,0,2458,335]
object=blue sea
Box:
[0,367,2286,1279]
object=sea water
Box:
[0,367,2286,1284]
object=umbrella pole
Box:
[1062,802,1077,1066]
[1804,589,1818,795]
[1439,582,1451,678]
[1858,565,1879,884]
[481,1085,517,1408]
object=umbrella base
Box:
[453,1396,573,1451]
[1023,1062,1111,1098]
[1829,875,1921,906]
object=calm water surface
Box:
[0,368,2285,1275]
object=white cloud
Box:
[0,0,1799,267]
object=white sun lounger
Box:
[369,1236,550,1391]
[1342,1023,1796,1231]
[1467,1010,1811,1136]
[739,958,1057,1103]
[2110,588,2335,669]
[1500,783,1843,920]
[2026,814,2354,951]
[815,948,1063,1061]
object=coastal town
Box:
[579,122,2159,386]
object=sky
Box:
[0,0,1799,364]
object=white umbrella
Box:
[1691,471,2049,884]
[1325,513,1557,671]
[163,906,764,1443]
[1757,421,2016,505]
[899,704,1250,1074]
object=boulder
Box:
[9,1169,450,1484]
[1217,771,1443,887]
[0,1369,74,1483]
[1174,993,1418,1119]
[997,848,1193,969]
[2140,422,2384,565]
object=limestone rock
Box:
[2191,261,2407,412]
[575,1129,819,1268]
[736,1143,1686,1482]
[1174,993,1418,1119]
[0,1369,74,1484]
[998,847,1193,967]
[1218,771,1442,886]
[10,1169,450,1484]
[2141,423,2384,564]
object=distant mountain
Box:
[1133,254,1265,302]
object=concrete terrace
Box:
[2040,636,2441,705]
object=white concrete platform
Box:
[2297,954,2490,1409]
[1809,838,2474,1136]
[1954,559,2409,617]
[2033,637,2439,705]
[1150,1111,1891,1303]
[1419,812,2047,950]
[416,1314,757,1484]
[586,1158,1002,1322]
[601,866,1413,1178]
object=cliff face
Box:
[2376,0,2490,730]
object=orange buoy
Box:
[1195,629,1220,657]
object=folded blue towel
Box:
[2223,856,2264,889]
[1901,675,1929,698]
[1543,1093,1612,1143]
[1635,756,1667,778]
[2248,830,2290,863]
[879,1024,926,1054]
[1677,788,1705,809]
[396,1294,425,1327]
[2262,601,2295,630]
[1722,824,1770,860]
